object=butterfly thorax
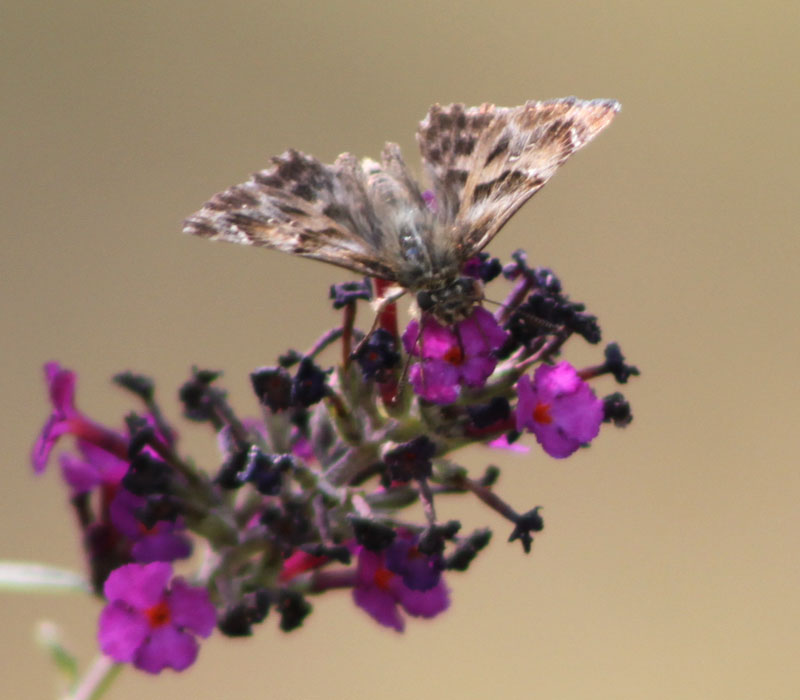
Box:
[414,276,484,325]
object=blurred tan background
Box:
[2,1,798,698]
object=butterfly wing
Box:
[183,149,400,281]
[418,98,620,261]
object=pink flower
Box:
[109,490,192,563]
[32,362,127,473]
[516,362,604,458]
[352,533,449,632]
[402,307,509,404]
[98,563,216,674]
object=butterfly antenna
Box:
[482,297,510,310]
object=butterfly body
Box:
[184,98,619,324]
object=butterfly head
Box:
[415,276,484,325]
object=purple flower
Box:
[402,307,509,404]
[98,562,216,674]
[32,362,128,474]
[515,362,604,458]
[59,440,129,497]
[352,534,449,632]
[110,489,192,563]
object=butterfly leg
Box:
[350,286,407,358]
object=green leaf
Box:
[0,561,90,594]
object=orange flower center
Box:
[533,402,553,425]
[145,600,171,628]
[374,567,395,590]
[443,346,464,365]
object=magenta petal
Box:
[355,548,382,584]
[353,586,404,632]
[458,307,508,353]
[44,362,77,415]
[98,602,150,662]
[533,423,581,458]
[402,320,421,355]
[31,416,70,473]
[515,375,536,432]
[487,435,530,454]
[458,355,497,388]
[59,452,103,494]
[536,362,581,398]
[417,320,458,359]
[134,625,198,673]
[109,489,146,538]
[104,563,172,609]
[168,579,216,637]
[398,580,450,618]
[79,441,129,483]
[132,532,193,564]
[409,361,460,404]
[551,386,604,443]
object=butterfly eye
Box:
[417,290,435,312]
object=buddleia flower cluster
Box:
[23,248,637,684]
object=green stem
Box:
[62,655,122,700]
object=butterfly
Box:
[184,97,619,324]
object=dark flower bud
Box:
[276,590,312,632]
[462,252,502,283]
[445,528,492,571]
[179,369,222,422]
[122,453,171,496]
[603,392,634,427]
[291,358,329,407]
[250,366,292,412]
[418,520,461,556]
[215,445,251,490]
[349,515,396,552]
[383,436,436,482]
[329,278,372,309]
[136,494,182,529]
[467,397,511,429]
[478,465,501,487]
[278,349,303,368]
[218,589,271,637]
[509,507,544,554]
[572,311,602,344]
[353,328,401,382]
[503,249,532,280]
[125,413,158,458]
[238,447,290,496]
[531,267,562,294]
[603,343,640,384]
[113,372,155,402]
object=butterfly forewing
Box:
[417,98,620,262]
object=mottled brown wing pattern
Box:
[416,103,496,224]
[183,149,399,280]
[418,98,620,262]
[185,98,619,297]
